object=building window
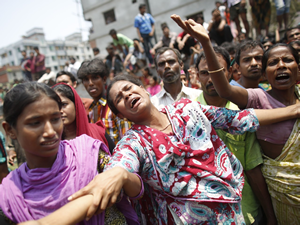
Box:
[54,66,58,71]
[132,0,137,3]
[89,55,92,59]
[11,61,15,66]
[87,47,90,51]
[103,9,116,25]
[52,56,56,61]
[74,47,77,51]
[49,46,54,51]
[76,56,80,60]
[9,51,12,56]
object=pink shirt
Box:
[147,84,161,97]
[247,88,295,144]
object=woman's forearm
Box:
[254,104,299,126]
[122,168,142,198]
[19,195,94,225]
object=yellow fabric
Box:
[261,119,300,225]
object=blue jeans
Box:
[141,33,154,64]
[274,0,291,15]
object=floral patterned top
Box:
[105,99,259,224]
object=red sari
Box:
[53,83,108,146]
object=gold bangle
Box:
[208,67,224,74]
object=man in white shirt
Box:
[37,67,56,85]
[64,57,81,78]
[151,47,202,109]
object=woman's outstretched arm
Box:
[18,195,94,225]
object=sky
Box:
[0,0,92,48]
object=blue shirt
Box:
[230,79,265,91]
[134,13,155,34]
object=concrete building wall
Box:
[81,0,215,57]
[0,29,94,74]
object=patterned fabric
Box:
[261,119,300,225]
[88,98,132,144]
[106,98,260,224]
[104,205,127,225]
[0,132,7,164]
[196,93,263,225]
[251,0,271,30]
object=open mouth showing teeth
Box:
[276,74,289,80]
[131,98,138,108]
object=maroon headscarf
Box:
[53,83,108,146]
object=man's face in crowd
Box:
[139,6,146,15]
[56,75,77,88]
[30,52,34,58]
[212,10,221,23]
[156,50,183,84]
[111,34,117,40]
[21,51,26,58]
[93,50,99,56]
[82,74,106,101]
[163,27,170,37]
[287,28,300,43]
[237,46,264,80]
[198,54,231,97]
[46,68,51,74]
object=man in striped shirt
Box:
[77,58,132,144]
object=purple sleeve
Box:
[246,88,264,109]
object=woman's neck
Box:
[26,153,57,169]
[63,122,77,140]
[268,85,298,106]
[139,106,170,131]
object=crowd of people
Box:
[0,1,300,225]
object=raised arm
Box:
[171,14,249,109]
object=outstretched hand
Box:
[171,14,210,45]
[68,167,128,220]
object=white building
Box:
[81,0,215,55]
[0,28,94,74]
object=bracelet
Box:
[208,67,224,74]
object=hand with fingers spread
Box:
[171,14,210,45]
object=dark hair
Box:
[106,74,142,116]
[109,29,117,36]
[46,67,51,70]
[93,47,100,52]
[161,22,169,30]
[195,14,204,22]
[154,47,182,67]
[77,58,108,79]
[139,3,146,9]
[151,75,159,84]
[196,46,231,70]
[143,67,152,75]
[285,26,300,39]
[3,82,62,127]
[56,71,77,83]
[69,57,76,61]
[33,46,39,50]
[235,40,264,65]
[21,50,26,53]
[52,84,75,105]
[220,42,236,55]
[133,38,140,42]
[262,43,299,73]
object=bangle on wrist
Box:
[208,67,224,74]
